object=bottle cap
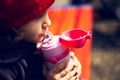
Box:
[59,29,92,48]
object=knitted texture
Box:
[0,0,55,29]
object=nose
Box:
[46,15,51,26]
[42,15,51,30]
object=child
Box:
[0,0,81,80]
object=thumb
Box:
[51,59,69,73]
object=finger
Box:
[58,68,67,77]
[69,67,77,79]
[75,63,81,77]
[62,72,72,80]
[63,71,75,80]
[73,56,82,78]
[70,51,75,58]
[59,58,75,77]
[71,67,77,76]
[46,59,69,80]
[50,59,68,74]
[70,51,82,77]
[43,64,54,80]
[70,76,78,80]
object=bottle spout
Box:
[37,31,53,49]
[86,31,92,39]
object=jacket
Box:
[0,40,46,80]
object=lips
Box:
[38,34,46,42]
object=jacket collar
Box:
[0,40,36,63]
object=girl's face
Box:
[20,11,51,43]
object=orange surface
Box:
[49,5,93,80]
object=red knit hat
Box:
[0,0,55,29]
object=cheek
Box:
[24,28,40,42]
[21,20,43,43]
[23,27,43,43]
[23,30,36,42]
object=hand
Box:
[43,51,82,80]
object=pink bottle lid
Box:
[59,28,92,48]
[40,36,69,64]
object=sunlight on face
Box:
[21,11,51,43]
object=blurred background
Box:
[54,0,120,80]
